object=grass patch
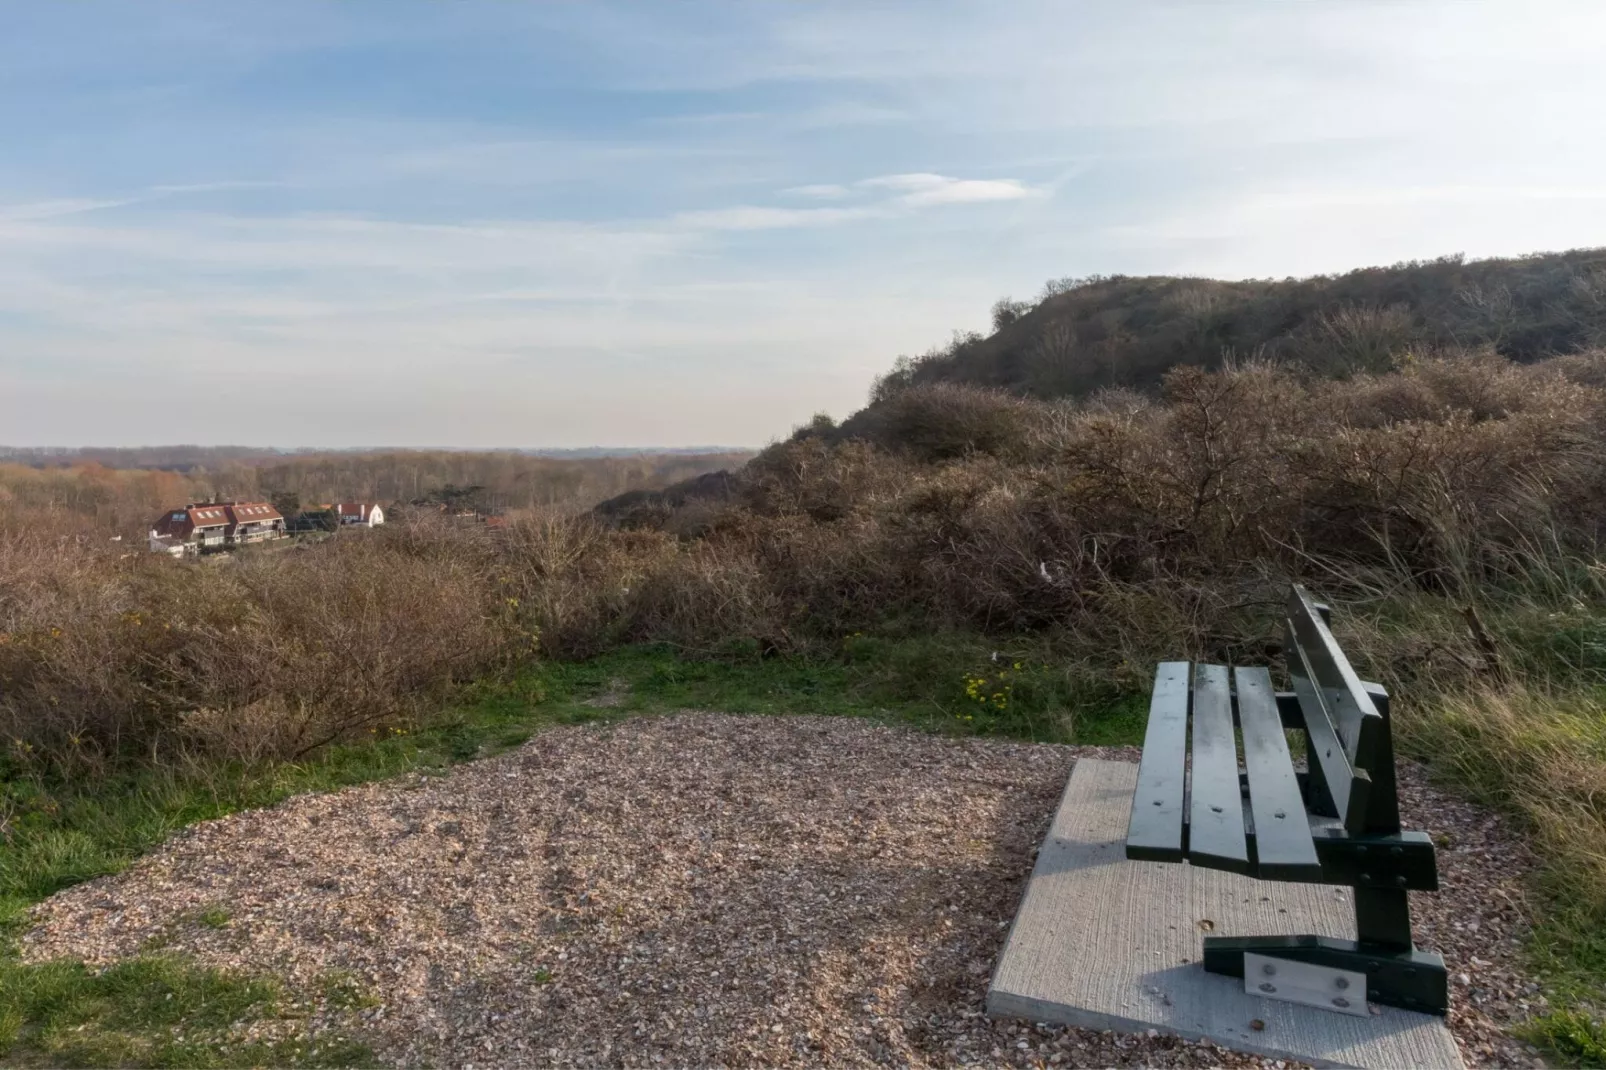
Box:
[0,633,1137,1068]
[1400,679,1606,1055]
[522,634,1145,746]
[1523,1009,1606,1067]
[0,955,373,1067]
[0,634,1138,926]
[317,972,379,1013]
[1378,588,1606,1062]
[195,907,230,931]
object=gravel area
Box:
[1395,767,1546,1067]
[24,713,1544,1067]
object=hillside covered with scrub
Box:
[4,249,1606,1061]
[867,247,1606,402]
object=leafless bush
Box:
[856,382,1044,461]
[1025,322,1081,396]
[0,515,515,770]
[1302,303,1417,376]
[6,350,1604,778]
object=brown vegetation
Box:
[877,248,1606,400]
[0,516,518,773]
[10,253,1606,1049]
[0,450,751,540]
[8,279,1606,1051]
[7,348,1603,773]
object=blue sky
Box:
[4,2,1606,448]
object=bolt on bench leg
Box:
[1202,934,1449,1015]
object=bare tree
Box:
[1025,321,1081,395]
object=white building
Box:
[333,502,385,527]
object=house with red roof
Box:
[148,501,286,554]
[225,501,287,544]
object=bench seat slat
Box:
[1188,663,1250,873]
[1236,666,1322,881]
[1125,661,1190,862]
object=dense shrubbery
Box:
[872,248,1606,400]
[0,517,519,771]
[612,349,1606,649]
[8,347,1604,771]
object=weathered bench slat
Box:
[1287,586,1382,768]
[1235,666,1321,880]
[1187,664,1249,873]
[1125,661,1190,862]
[1286,626,1374,833]
[1121,586,1447,1015]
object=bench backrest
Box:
[1284,585,1387,834]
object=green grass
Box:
[194,908,230,931]
[1524,1009,1606,1067]
[523,633,1146,745]
[8,620,1606,1065]
[0,633,1142,1068]
[0,634,1143,931]
[0,956,374,1068]
[1390,597,1606,1066]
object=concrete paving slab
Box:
[987,758,1464,1069]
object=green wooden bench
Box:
[1124,585,1448,1015]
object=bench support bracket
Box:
[1126,593,1452,1017]
[1203,934,1449,1015]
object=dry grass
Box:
[7,349,1605,775]
[1406,686,1606,991]
[0,517,519,772]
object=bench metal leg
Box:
[1202,935,1448,1014]
[1355,886,1414,949]
[1203,881,1446,1014]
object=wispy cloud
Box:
[692,173,1041,231]
[4,3,1606,446]
[0,198,141,221]
[860,173,1038,206]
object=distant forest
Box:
[0,449,753,539]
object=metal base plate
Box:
[1244,953,1368,1017]
[1204,934,1449,1015]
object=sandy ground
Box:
[24,713,1544,1067]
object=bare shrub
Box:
[1543,347,1606,390]
[623,540,784,651]
[501,514,673,657]
[1454,281,1518,348]
[8,348,1606,779]
[990,297,1033,332]
[1301,303,1416,376]
[743,438,913,522]
[0,514,516,769]
[857,383,1045,462]
[1024,322,1081,396]
[1080,387,1152,417]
